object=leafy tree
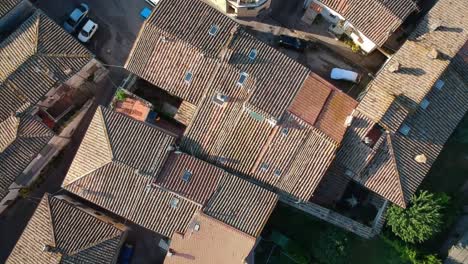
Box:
[312,227,349,264]
[386,190,449,243]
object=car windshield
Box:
[65,18,76,26]
[81,30,89,37]
[78,6,87,12]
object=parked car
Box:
[78,19,98,43]
[145,0,160,6]
[63,3,89,33]
[330,68,361,83]
[277,35,306,52]
[119,243,134,264]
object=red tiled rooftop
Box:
[114,97,150,122]
[288,73,332,126]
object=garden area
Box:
[255,115,468,264]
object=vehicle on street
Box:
[78,19,98,43]
[330,68,361,83]
[277,35,306,52]
[63,3,89,33]
[145,0,161,6]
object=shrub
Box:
[386,190,449,243]
[312,227,349,264]
[115,89,126,101]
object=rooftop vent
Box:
[344,115,353,127]
[364,137,373,145]
[42,245,55,253]
[268,118,278,127]
[388,61,400,73]
[274,169,281,177]
[194,223,200,231]
[414,154,427,163]
[427,48,439,60]
[281,128,289,136]
[260,163,269,171]
[213,92,228,106]
[160,36,168,42]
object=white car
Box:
[330,68,360,83]
[78,19,98,43]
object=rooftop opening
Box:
[237,72,248,86]
[363,124,383,147]
[420,98,430,110]
[274,169,282,177]
[399,124,411,136]
[184,71,193,84]
[281,128,289,136]
[182,170,192,182]
[434,79,445,90]
[248,110,265,122]
[170,197,179,208]
[248,49,257,60]
[208,24,219,36]
[260,163,269,171]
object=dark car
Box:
[118,243,134,264]
[277,35,307,52]
[63,3,89,33]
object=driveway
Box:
[35,0,151,65]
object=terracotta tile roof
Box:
[204,174,277,236]
[0,10,92,125]
[0,115,54,200]
[114,97,151,122]
[7,194,125,264]
[63,107,203,237]
[125,0,309,118]
[0,0,21,18]
[181,68,338,201]
[288,73,332,126]
[157,152,225,205]
[164,213,255,264]
[318,0,418,46]
[289,73,358,143]
[327,0,468,207]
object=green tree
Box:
[312,227,349,264]
[386,190,449,243]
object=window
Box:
[434,79,445,90]
[237,72,248,86]
[274,169,282,177]
[184,71,193,83]
[260,163,269,171]
[213,93,228,106]
[420,98,430,110]
[182,170,192,182]
[248,49,257,60]
[208,25,219,36]
[399,124,411,136]
[170,197,179,208]
[281,128,289,136]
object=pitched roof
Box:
[7,194,124,264]
[0,115,54,200]
[327,0,468,207]
[62,107,202,237]
[165,213,255,264]
[0,0,22,18]
[0,10,92,125]
[318,0,418,46]
[156,152,225,205]
[125,0,309,119]
[288,73,358,143]
[204,174,277,237]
